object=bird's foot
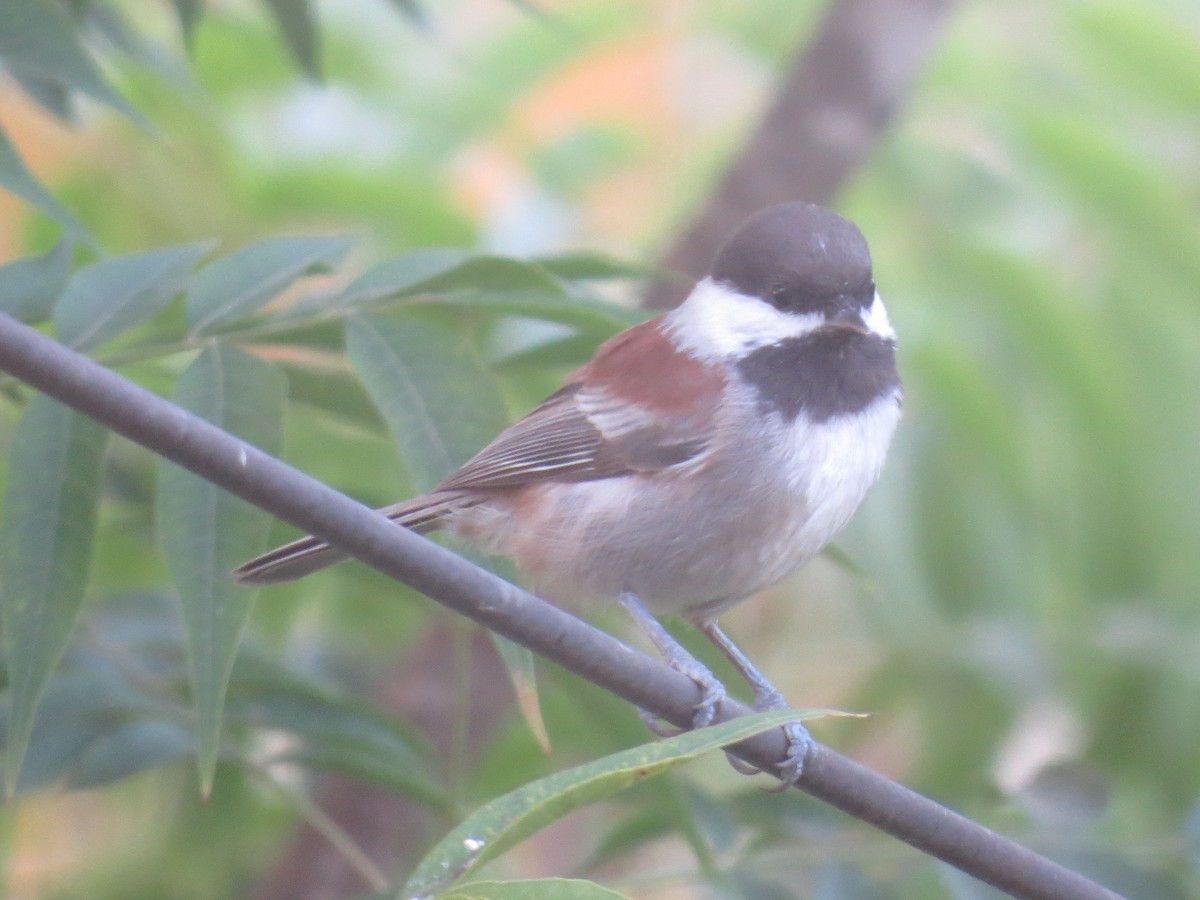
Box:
[620,592,727,734]
[638,652,727,735]
[700,621,812,787]
[755,687,812,788]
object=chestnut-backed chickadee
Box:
[236,202,902,783]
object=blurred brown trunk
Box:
[643,0,957,309]
[249,1,955,896]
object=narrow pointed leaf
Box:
[0,0,141,120]
[279,362,382,429]
[156,345,286,793]
[261,0,321,78]
[0,239,74,323]
[0,396,109,792]
[55,241,214,351]
[9,69,73,121]
[187,234,356,335]
[444,880,629,900]
[345,311,509,490]
[338,249,472,306]
[533,251,653,282]
[341,253,641,334]
[402,710,812,898]
[0,125,88,237]
[171,0,205,46]
[490,634,550,754]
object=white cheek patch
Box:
[864,291,895,340]
[664,278,824,361]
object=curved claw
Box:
[764,721,812,790]
[687,664,726,728]
[638,656,727,735]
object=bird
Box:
[235,202,902,783]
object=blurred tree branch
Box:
[643,0,956,308]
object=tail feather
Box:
[233,492,472,586]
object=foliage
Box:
[0,0,1199,898]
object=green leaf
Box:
[0,125,89,238]
[66,719,195,790]
[280,361,382,430]
[442,879,630,900]
[170,0,205,46]
[343,253,641,342]
[0,239,74,323]
[156,344,286,795]
[9,69,73,120]
[401,709,809,898]
[224,655,445,806]
[338,249,472,306]
[0,0,141,120]
[489,634,550,754]
[532,251,652,282]
[261,0,321,78]
[346,311,509,491]
[187,234,356,335]
[0,396,109,793]
[55,241,215,351]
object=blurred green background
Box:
[1,0,1199,897]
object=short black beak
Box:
[827,295,867,333]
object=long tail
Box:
[233,492,472,586]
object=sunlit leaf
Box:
[0,0,141,119]
[156,344,286,794]
[401,710,809,898]
[55,241,215,351]
[187,234,356,334]
[0,238,74,323]
[0,397,109,793]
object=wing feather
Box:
[435,318,725,493]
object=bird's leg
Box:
[699,620,811,786]
[619,592,726,733]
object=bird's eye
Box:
[770,284,791,308]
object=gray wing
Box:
[436,383,711,492]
